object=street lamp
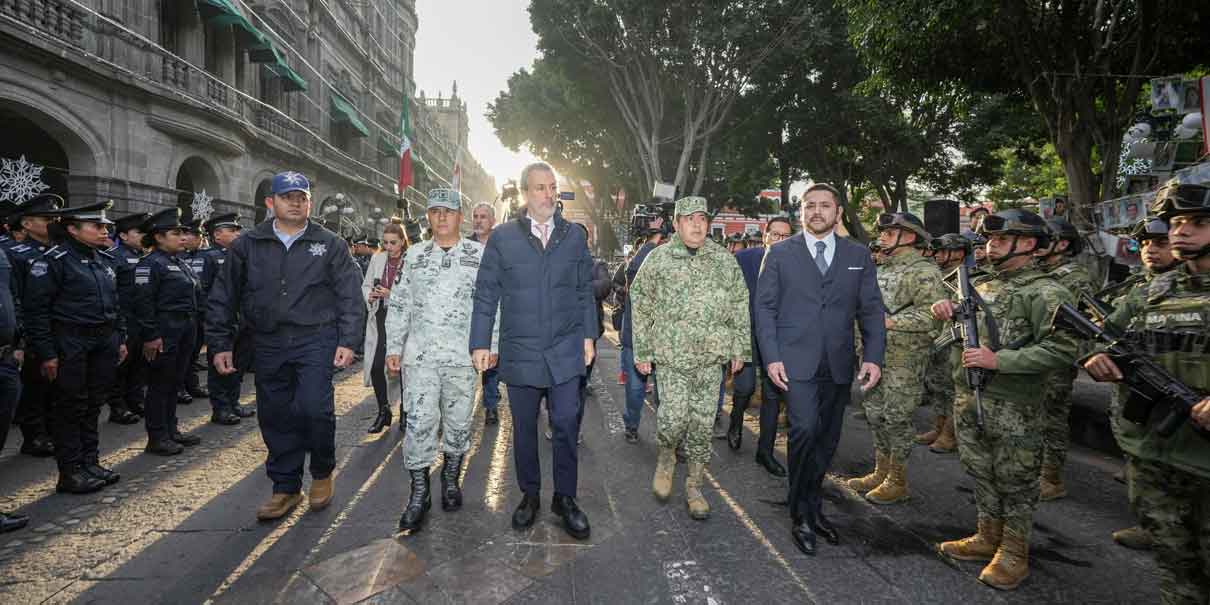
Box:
[320,193,356,237]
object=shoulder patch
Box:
[97,249,115,260]
[51,249,68,259]
[29,260,48,277]
[11,244,29,253]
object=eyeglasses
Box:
[767,231,791,241]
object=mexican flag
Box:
[397,99,414,194]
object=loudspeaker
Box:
[924,199,960,237]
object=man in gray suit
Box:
[756,183,886,556]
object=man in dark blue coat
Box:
[756,183,886,556]
[208,171,364,521]
[728,216,793,476]
[619,228,662,443]
[470,162,596,540]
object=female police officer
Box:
[134,208,203,456]
[23,200,127,494]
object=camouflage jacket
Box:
[951,265,1078,402]
[384,237,494,367]
[1105,264,1210,477]
[630,235,750,370]
[879,252,945,351]
[1047,259,1092,297]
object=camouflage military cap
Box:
[930,233,969,251]
[427,188,461,211]
[674,196,708,218]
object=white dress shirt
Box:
[530,215,554,246]
[804,230,837,267]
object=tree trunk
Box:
[1053,112,1098,228]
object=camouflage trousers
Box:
[921,346,955,418]
[955,391,1044,541]
[402,365,477,471]
[655,365,723,464]
[863,343,930,462]
[1040,366,1078,470]
[1129,457,1210,605]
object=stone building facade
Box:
[0,0,494,237]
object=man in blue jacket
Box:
[470,162,597,540]
[619,228,663,443]
[208,171,364,521]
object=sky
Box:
[413,0,539,190]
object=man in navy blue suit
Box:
[756,183,886,556]
[470,162,597,541]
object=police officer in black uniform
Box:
[135,209,204,456]
[0,230,28,531]
[8,194,64,458]
[200,213,253,424]
[208,171,363,520]
[23,200,126,494]
[177,220,210,404]
[104,212,149,425]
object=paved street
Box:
[0,337,1157,604]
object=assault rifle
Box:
[948,250,997,432]
[1051,303,1210,440]
[1078,292,1115,325]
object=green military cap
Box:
[674,196,708,218]
[427,188,461,211]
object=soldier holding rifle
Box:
[1082,183,1210,605]
[930,209,1077,591]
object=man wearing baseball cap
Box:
[208,171,364,520]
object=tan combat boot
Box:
[309,476,334,511]
[685,462,710,520]
[1112,526,1153,550]
[929,417,957,453]
[915,416,945,445]
[652,447,676,501]
[846,450,888,492]
[256,492,304,521]
[939,518,1004,561]
[1038,464,1067,501]
[865,458,910,504]
[979,527,1030,590]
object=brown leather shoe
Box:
[939,518,1004,561]
[257,492,303,521]
[309,477,334,511]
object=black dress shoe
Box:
[756,451,788,477]
[367,406,392,434]
[0,512,29,533]
[128,402,145,416]
[145,439,184,456]
[177,390,193,405]
[484,408,499,426]
[56,466,107,494]
[172,432,202,446]
[20,435,55,457]
[792,521,817,556]
[551,494,591,540]
[511,493,540,530]
[188,387,210,399]
[108,407,141,425]
[83,461,121,485]
[233,404,256,418]
[211,410,241,425]
[726,414,743,451]
[812,511,839,546]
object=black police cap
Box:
[115,212,151,233]
[15,193,65,217]
[203,213,241,234]
[44,200,114,225]
[142,207,185,234]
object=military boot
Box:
[939,518,1004,561]
[929,417,958,453]
[979,527,1030,590]
[440,453,464,511]
[685,462,710,520]
[1112,526,1153,550]
[1038,464,1067,501]
[846,450,888,492]
[652,447,676,501]
[398,469,430,532]
[915,415,945,445]
[865,459,910,505]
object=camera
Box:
[631,199,675,239]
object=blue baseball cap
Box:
[271,171,311,196]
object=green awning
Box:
[256,47,307,92]
[196,0,241,21]
[377,136,398,157]
[195,0,273,54]
[330,93,370,137]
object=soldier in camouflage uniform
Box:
[931,209,1078,590]
[630,196,750,520]
[916,234,969,453]
[1035,217,1092,501]
[385,189,491,533]
[1086,183,1210,604]
[846,213,944,505]
[1110,218,1178,551]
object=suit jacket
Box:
[470,211,596,388]
[755,233,885,383]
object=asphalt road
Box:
[0,337,1156,604]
